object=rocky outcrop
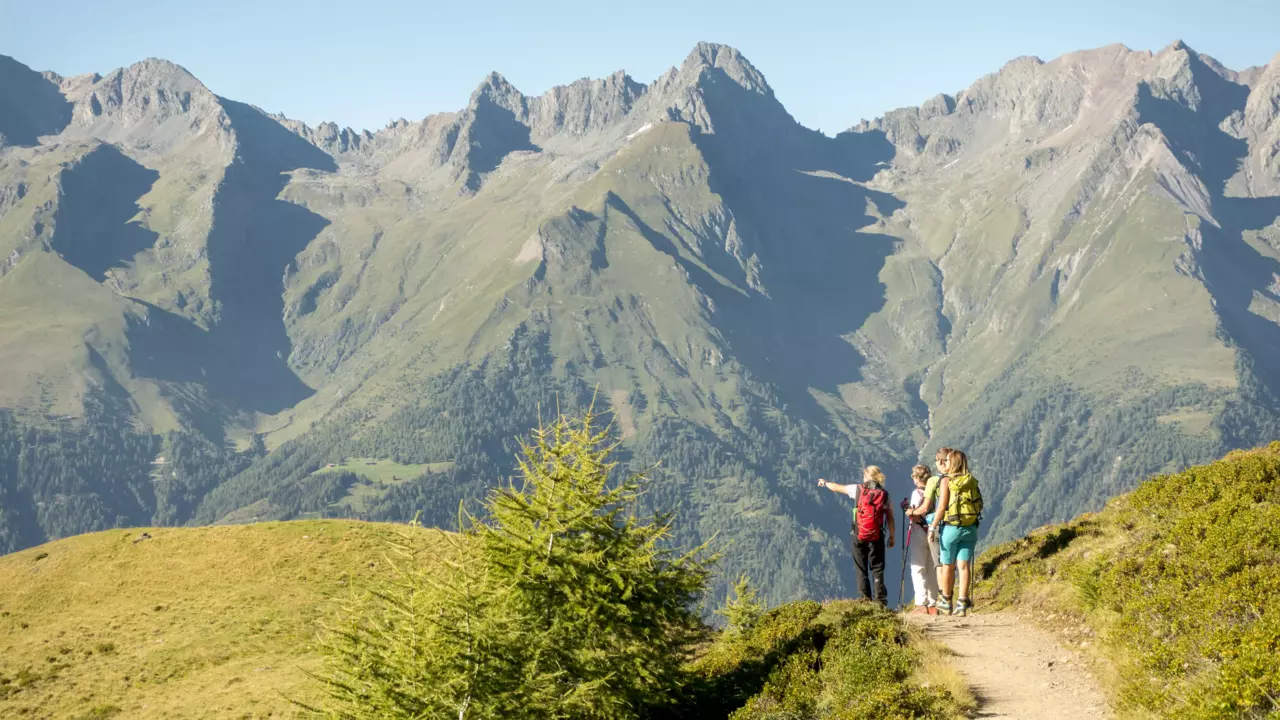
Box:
[1241,53,1280,195]
[57,58,233,160]
[272,115,372,155]
[270,41,793,190]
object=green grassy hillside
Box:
[0,520,446,719]
[975,442,1280,719]
[0,519,968,720]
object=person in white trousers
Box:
[906,464,939,609]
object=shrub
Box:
[682,600,959,720]
[74,706,121,720]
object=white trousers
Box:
[907,523,938,605]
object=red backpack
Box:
[855,485,889,541]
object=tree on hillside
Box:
[716,574,765,635]
[306,409,712,719]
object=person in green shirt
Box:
[907,447,951,609]
[929,448,982,616]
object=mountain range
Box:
[1,40,1279,603]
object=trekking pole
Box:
[898,510,911,611]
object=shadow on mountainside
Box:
[50,144,160,281]
[463,95,541,186]
[0,55,72,146]
[124,298,307,442]
[124,101,336,422]
[686,65,902,428]
[208,100,335,411]
[85,344,141,419]
[1135,72,1280,407]
[654,70,914,603]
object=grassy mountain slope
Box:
[0,520,447,719]
[975,442,1280,718]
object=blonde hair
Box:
[911,464,930,483]
[935,447,952,462]
[946,448,970,476]
[863,466,886,485]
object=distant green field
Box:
[312,458,456,514]
[312,457,454,484]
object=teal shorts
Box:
[939,524,978,565]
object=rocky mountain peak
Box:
[1240,52,1280,193]
[56,57,228,156]
[679,42,773,96]
[71,57,215,111]
[1144,40,1247,120]
[470,71,526,114]
[1245,52,1280,120]
[645,42,794,137]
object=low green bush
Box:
[681,600,960,720]
[74,705,121,720]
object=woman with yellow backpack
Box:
[928,448,983,616]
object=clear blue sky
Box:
[3,0,1277,136]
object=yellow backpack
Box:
[944,473,984,527]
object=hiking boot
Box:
[955,597,972,617]
[936,596,953,616]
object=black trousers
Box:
[852,535,888,605]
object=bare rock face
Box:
[1242,53,1280,195]
[649,41,791,138]
[526,70,647,137]
[272,115,372,155]
[274,41,797,192]
[58,58,232,159]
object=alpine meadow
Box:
[2,37,1280,612]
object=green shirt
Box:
[922,476,941,523]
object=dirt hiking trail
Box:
[909,611,1113,719]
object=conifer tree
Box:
[307,409,711,719]
[474,408,711,718]
[717,574,765,634]
[304,531,551,719]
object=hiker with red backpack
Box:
[818,466,895,606]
